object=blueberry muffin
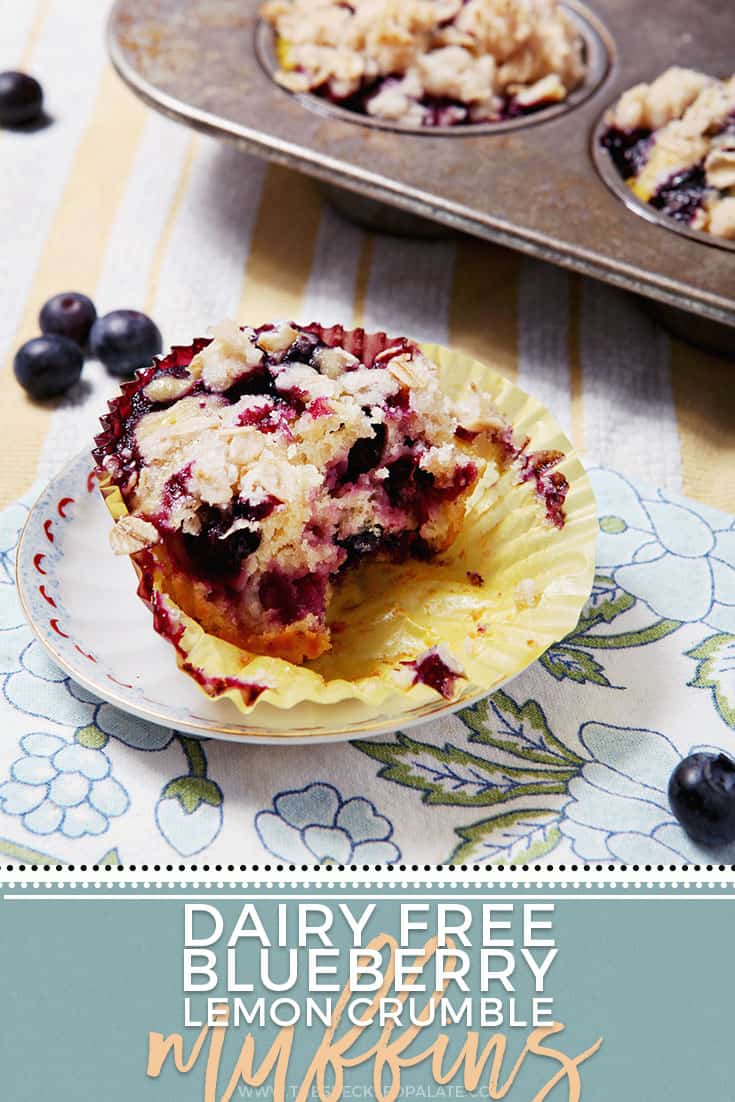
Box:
[262,0,585,127]
[601,67,735,239]
[94,322,484,665]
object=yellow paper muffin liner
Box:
[97,341,597,714]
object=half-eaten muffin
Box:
[93,322,482,664]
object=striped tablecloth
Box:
[1,1,735,866]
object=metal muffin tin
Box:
[108,0,735,332]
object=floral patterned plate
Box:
[17,444,594,744]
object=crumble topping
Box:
[602,68,735,240]
[143,374,195,403]
[606,67,712,133]
[313,345,360,377]
[109,515,160,555]
[706,147,735,190]
[256,321,300,353]
[274,361,339,400]
[262,0,585,127]
[709,196,735,238]
[190,320,264,391]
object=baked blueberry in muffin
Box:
[601,67,735,239]
[93,322,484,664]
[262,0,585,127]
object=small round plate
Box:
[16,452,508,745]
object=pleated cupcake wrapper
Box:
[96,329,597,715]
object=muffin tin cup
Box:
[316,182,457,238]
[636,298,735,361]
[255,0,613,137]
[591,110,735,256]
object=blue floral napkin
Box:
[2,468,734,865]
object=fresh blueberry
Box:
[668,752,735,847]
[39,292,97,347]
[90,310,163,377]
[0,71,44,127]
[14,335,83,400]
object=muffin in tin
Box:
[601,66,735,240]
[94,321,488,665]
[261,0,585,127]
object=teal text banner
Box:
[0,879,731,1101]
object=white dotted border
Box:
[2,865,735,888]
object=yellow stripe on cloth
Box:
[238,165,323,325]
[671,340,735,514]
[20,0,52,67]
[144,134,200,313]
[2,66,148,508]
[449,239,521,379]
[351,236,374,328]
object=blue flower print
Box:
[154,738,224,857]
[256,782,401,864]
[4,639,174,750]
[156,791,223,857]
[559,722,735,863]
[0,730,129,838]
[593,469,735,633]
